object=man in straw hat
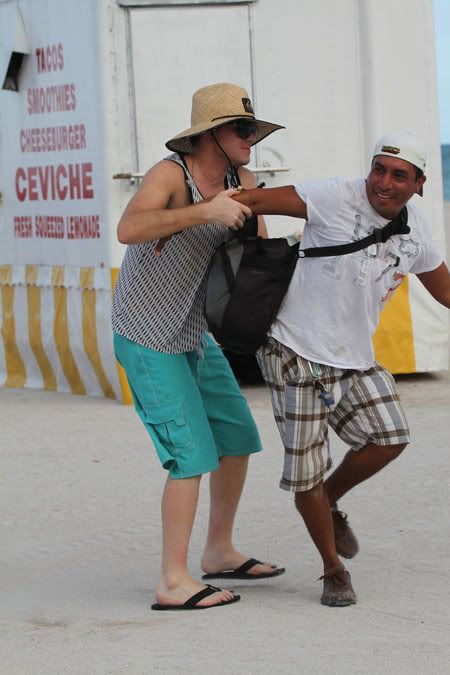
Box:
[232,130,450,607]
[112,83,285,610]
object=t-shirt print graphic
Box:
[321,213,379,284]
[381,272,406,303]
[379,236,420,303]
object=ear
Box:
[416,174,426,197]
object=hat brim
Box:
[166,116,284,153]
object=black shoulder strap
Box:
[299,207,410,258]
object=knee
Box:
[380,442,408,463]
[294,481,325,511]
[219,454,249,467]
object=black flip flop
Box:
[151,584,240,611]
[202,558,286,580]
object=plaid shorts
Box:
[257,338,410,493]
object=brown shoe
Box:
[320,565,356,607]
[332,506,359,559]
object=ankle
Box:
[323,555,342,574]
[159,569,191,591]
[323,562,345,577]
[202,541,235,558]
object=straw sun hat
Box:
[166,82,284,153]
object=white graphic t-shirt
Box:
[270,177,443,370]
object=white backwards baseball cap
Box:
[372,130,426,172]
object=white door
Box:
[128,3,293,235]
[130,4,254,169]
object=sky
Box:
[434,0,450,143]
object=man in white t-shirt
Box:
[235,131,450,606]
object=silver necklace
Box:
[189,158,225,187]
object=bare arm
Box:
[233,185,308,219]
[416,261,450,308]
[117,160,252,244]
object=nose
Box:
[379,172,393,191]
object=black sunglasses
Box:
[229,120,258,140]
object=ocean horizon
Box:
[441,144,450,201]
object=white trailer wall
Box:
[0,0,448,403]
[248,0,449,372]
[109,0,448,375]
[0,0,123,399]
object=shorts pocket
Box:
[259,336,279,358]
[280,344,303,385]
[144,402,195,454]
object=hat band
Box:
[211,114,255,122]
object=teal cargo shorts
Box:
[113,332,262,478]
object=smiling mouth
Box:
[376,192,394,200]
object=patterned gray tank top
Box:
[112,153,235,353]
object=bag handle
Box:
[299,207,409,258]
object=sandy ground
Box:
[1,366,449,675]
[1,204,449,674]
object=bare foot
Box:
[201,548,281,576]
[156,576,235,608]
